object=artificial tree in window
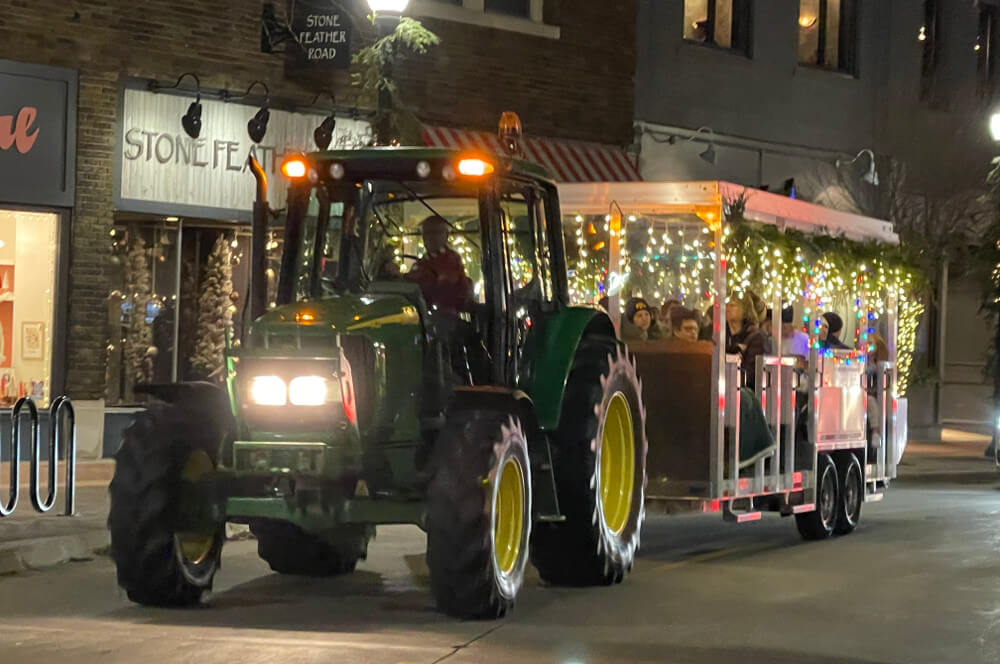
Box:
[190,233,235,382]
[178,254,199,380]
[122,232,154,402]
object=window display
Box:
[0,209,58,407]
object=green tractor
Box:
[107,114,648,618]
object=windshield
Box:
[281,179,486,304]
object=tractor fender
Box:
[447,386,558,520]
[135,382,237,462]
[521,306,616,431]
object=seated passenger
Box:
[819,311,851,350]
[725,293,767,387]
[405,215,473,315]
[621,297,664,344]
[780,306,810,360]
[670,306,703,343]
[658,299,681,337]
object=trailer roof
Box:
[558,181,899,245]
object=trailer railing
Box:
[0,396,77,518]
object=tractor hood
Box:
[243,293,422,357]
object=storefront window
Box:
[106,218,265,405]
[0,210,58,407]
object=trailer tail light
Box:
[793,472,802,488]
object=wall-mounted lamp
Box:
[223,81,272,143]
[310,92,337,150]
[149,73,203,139]
[836,149,879,186]
[671,127,717,165]
[798,15,818,28]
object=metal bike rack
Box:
[0,395,76,518]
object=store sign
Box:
[292,0,353,70]
[118,88,372,216]
[0,61,77,207]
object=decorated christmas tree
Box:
[190,233,234,382]
[122,233,153,401]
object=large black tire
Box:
[795,453,839,540]
[531,337,647,586]
[250,520,373,576]
[834,453,863,535]
[426,408,532,619]
[108,400,226,606]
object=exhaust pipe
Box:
[247,155,269,322]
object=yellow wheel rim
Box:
[600,392,635,535]
[176,449,216,566]
[493,458,525,575]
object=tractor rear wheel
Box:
[426,408,532,619]
[531,337,647,586]
[108,402,225,606]
[250,520,373,576]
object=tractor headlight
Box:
[289,376,328,406]
[250,375,287,406]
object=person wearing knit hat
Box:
[820,311,850,350]
[622,297,662,344]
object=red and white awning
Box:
[422,124,641,183]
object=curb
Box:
[894,471,1000,486]
[0,530,110,575]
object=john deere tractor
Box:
[108,113,648,618]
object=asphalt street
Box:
[1,485,999,663]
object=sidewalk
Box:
[0,460,113,574]
[895,428,999,485]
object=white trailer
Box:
[559,180,909,537]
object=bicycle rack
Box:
[0,395,76,518]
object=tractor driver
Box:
[406,215,474,315]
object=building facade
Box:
[636,0,1000,432]
[0,0,638,454]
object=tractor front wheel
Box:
[531,338,647,586]
[108,402,225,606]
[426,408,532,619]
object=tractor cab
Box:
[269,144,567,393]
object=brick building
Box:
[0,0,637,455]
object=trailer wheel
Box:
[250,520,373,576]
[108,402,225,606]
[834,453,863,535]
[531,338,647,586]
[426,408,532,619]
[795,453,839,541]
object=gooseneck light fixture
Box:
[149,72,203,139]
[310,92,338,150]
[836,149,880,186]
[239,81,272,144]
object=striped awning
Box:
[421,124,641,183]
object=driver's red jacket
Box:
[406,247,473,314]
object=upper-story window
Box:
[683,0,753,54]
[485,0,529,18]
[798,0,858,75]
[414,0,555,38]
[977,4,999,101]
